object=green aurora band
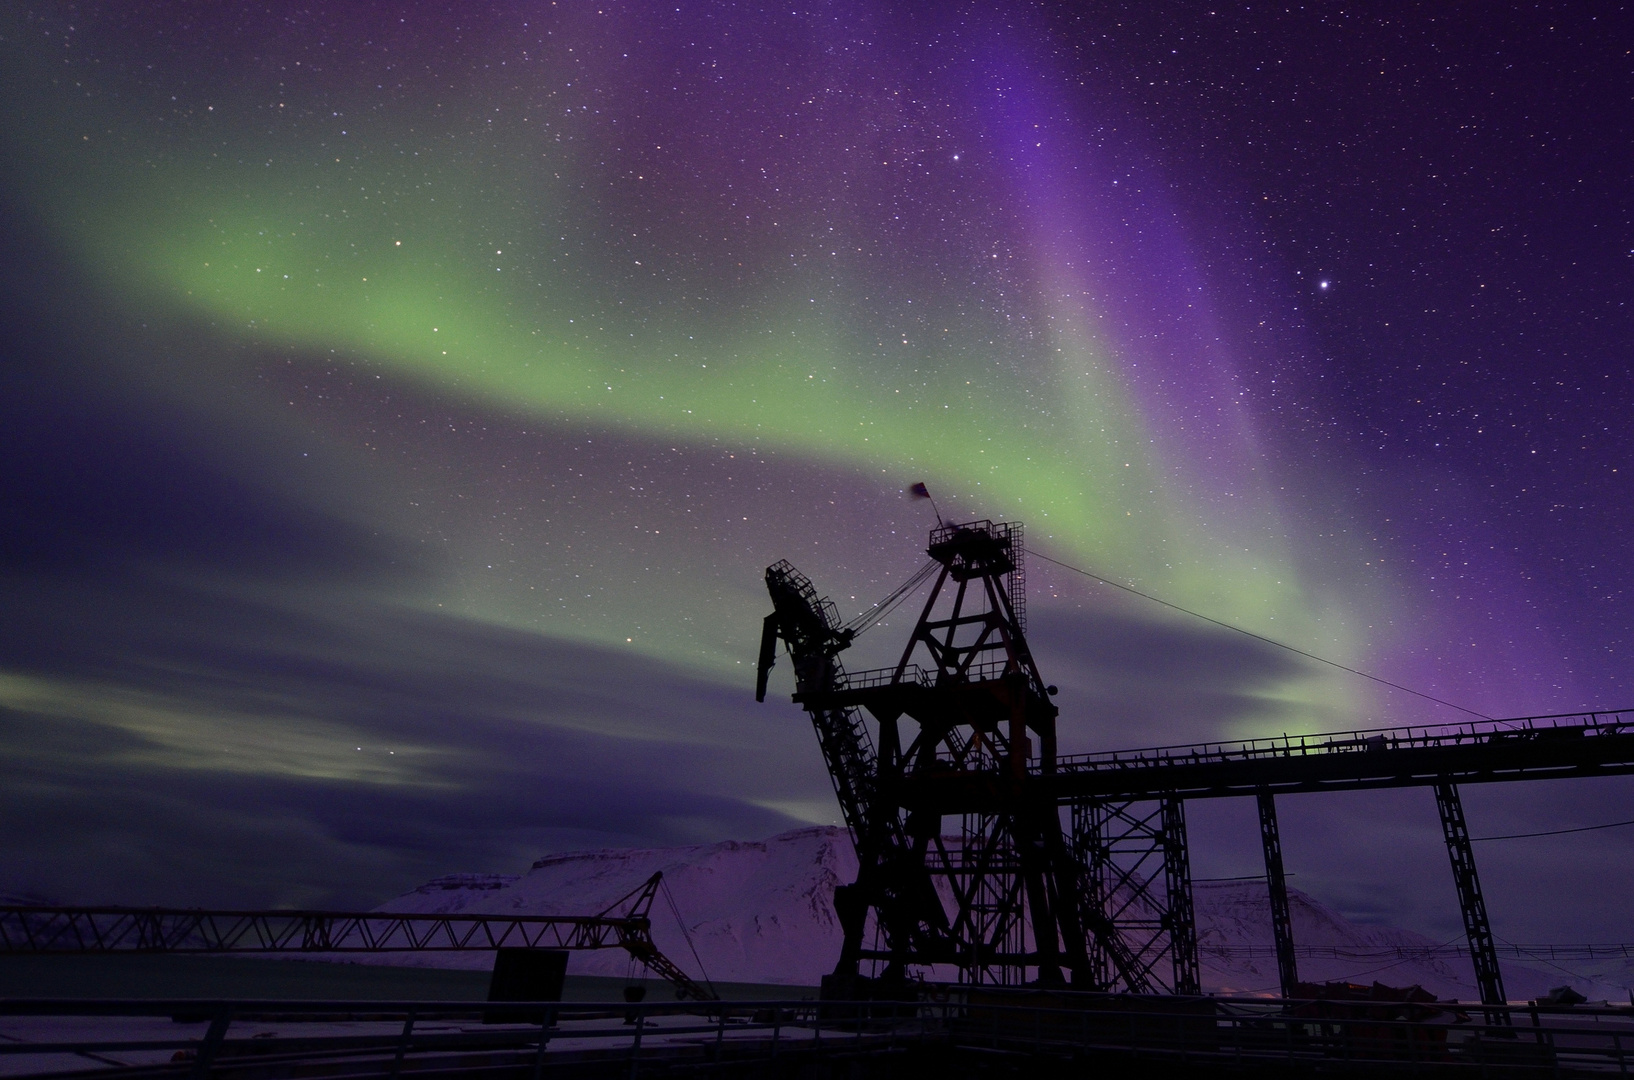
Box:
[1,5,1376,728]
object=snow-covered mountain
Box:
[378,827,856,987]
[375,826,1625,1002]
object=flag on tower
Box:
[908,482,943,524]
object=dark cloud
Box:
[1026,606,1634,943]
[0,586,826,907]
[1028,606,1309,752]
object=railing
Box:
[3,993,1633,1077]
[1205,942,1634,962]
[836,665,934,691]
[1052,709,1634,775]
[0,997,936,1079]
[956,993,1634,1076]
[834,660,1020,693]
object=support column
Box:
[1161,797,1200,995]
[1069,800,1151,994]
[1433,781,1507,1009]
[1256,789,1300,998]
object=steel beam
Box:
[1433,782,1507,1009]
[1255,789,1299,998]
[0,907,640,953]
[901,711,1634,813]
[1068,801,1150,993]
[1160,797,1200,995]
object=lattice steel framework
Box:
[0,874,716,1002]
[760,519,1091,991]
[1435,781,1508,1010]
[1070,797,1199,994]
[1256,788,1299,998]
[947,810,1026,986]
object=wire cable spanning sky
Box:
[1030,549,1495,719]
[0,2,1630,947]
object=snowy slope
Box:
[375,827,1624,1001]
[1194,879,1564,1001]
[378,827,855,986]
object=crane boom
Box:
[1,872,718,1003]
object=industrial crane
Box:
[758,519,1137,992]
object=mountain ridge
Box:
[375,826,1622,1001]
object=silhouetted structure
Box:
[759,518,1634,1002]
[760,521,1099,991]
[0,872,715,1002]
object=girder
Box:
[0,873,717,1002]
[1435,782,1507,1012]
[900,711,1634,812]
[1256,788,1299,999]
[0,907,635,954]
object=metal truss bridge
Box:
[1053,709,1634,799]
[913,707,1634,1006]
[760,516,1634,1008]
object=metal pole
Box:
[1161,797,1201,995]
[388,1008,416,1080]
[190,1006,233,1080]
[627,1010,644,1080]
[1256,788,1300,998]
[1433,781,1508,1011]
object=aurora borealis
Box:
[2,3,1631,948]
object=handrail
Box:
[2,993,1631,1078]
[828,660,1020,693]
[1201,942,1634,961]
[1050,709,1634,774]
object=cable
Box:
[843,560,938,637]
[845,560,936,634]
[1472,817,1634,842]
[1303,934,1469,990]
[1494,933,1604,987]
[1031,551,1492,721]
[659,878,715,997]
[1194,874,1295,882]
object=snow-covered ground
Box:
[372,826,1631,1002]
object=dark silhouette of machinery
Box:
[759,520,1107,991]
[0,871,716,1002]
[760,517,1634,1002]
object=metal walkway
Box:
[907,709,1634,807]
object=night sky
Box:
[2,3,1631,951]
